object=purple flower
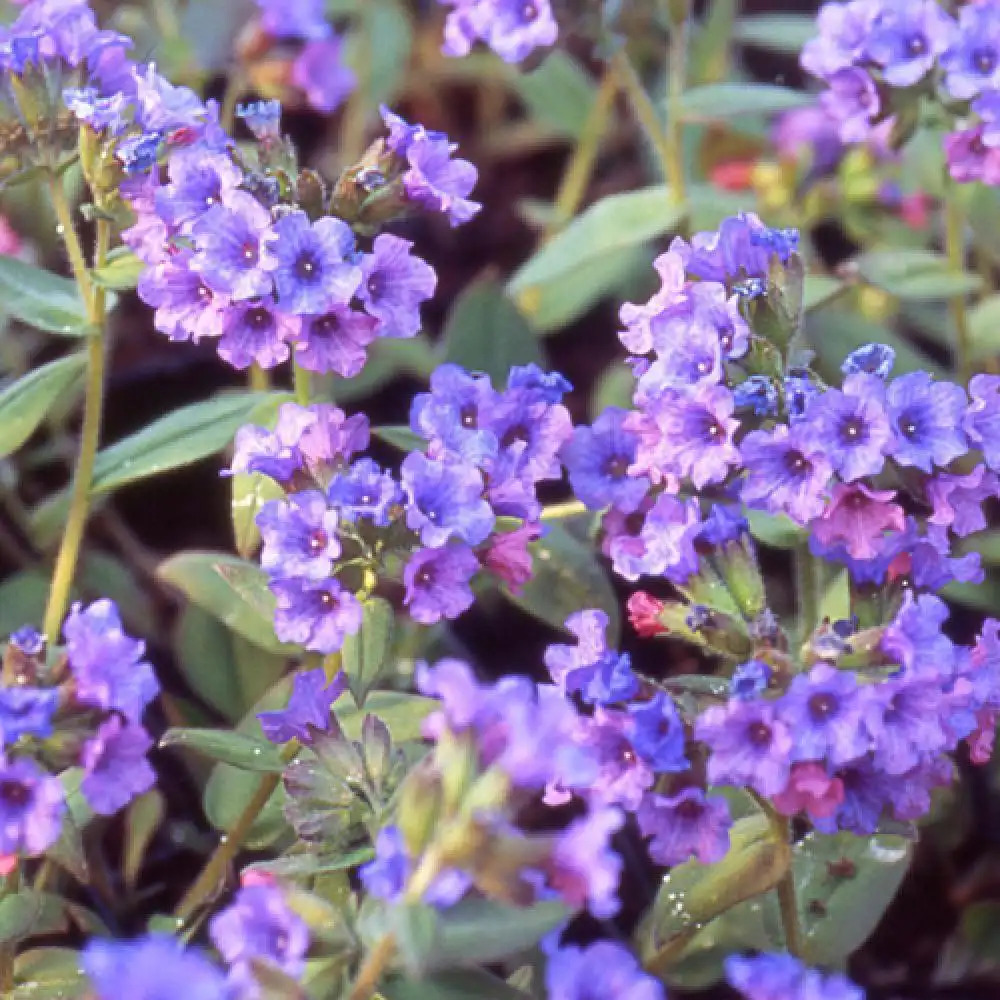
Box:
[740,424,832,524]
[138,253,228,343]
[726,952,864,1000]
[733,375,779,417]
[411,364,499,464]
[218,298,296,370]
[64,599,159,723]
[293,305,379,376]
[328,458,402,526]
[230,402,317,483]
[842,341,895,378]
[887,371,968,472]
[9,627,44,656]
[116,132,163,175]
[881,591,956,678]
[695,699,793,797]
[210,884,309,991]
[569,710,653,811]
[561,408,650,514]
[383,109,481,226]
[927,465,1000,537]
[486,390,573,484]
[270,578,363,653]
[865,0,955,87]
[297,405,371,478]
[80,716,155,816]
[731,659,771,699]
[637,788,731,866]
[258,667,348,744]
[810,483,905,560]
[258,491,341,580]
[155,148,242,230]
[291,37,356,113]
[869,676,949,775]
[357,234,437,339]
[236,99,282,141]
[257,0,330,40]
[442,0,559,64]
[544,610,638,706]
[964,373,1000,470]
[64,86,128,133]
[401,453,494,547]
[545,807,623,919]
[820,66,880,142]
[802,0,875,78]
[630,384,741,489]
[628,692,687,772]
[546,941,664,1000]
[403,544,480,624]
[671,212,798,283]
[82,936,229,1000]
[359,825,409,901]
[941,1,1000,99]
[192,191,275,300]
[945,125,1000,184]
[0,686,59,744]
[0,757,64,856]
[264,211,360,316]
[804,373,891,481]
[778,663,873,766]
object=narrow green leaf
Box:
[968,293,1000,363]
[690,0,737,86]
[0,256,90,335]
[508,187,683,296]
[732,14,818,54]
[373,425,425,451]
[746,510,806,550]
[157,551,290,655]
[855,249,982,301]
[0,355,86,459]
[0,892,46,945]
[382,970,531,1000]
[441,278,543,384]
[342,597,395,706]
[343,0,413,110]
[91,391,285,494]
[123,789,165,890]
[590,361,635,418]
[160,727,284,771]
[91,247,144,291]
[14,947,90,1000]
[679,83,810,121]
[510,51,597,139]
[231,471,285,560]
[503,522,620,643]
[802,273,848,313]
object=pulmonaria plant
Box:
[802,0,1000,184]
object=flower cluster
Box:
[726,953,864,1000]
[132,102,473,374]
[0,602,157,860]
[564,214,1000,599]
[231,363,569,650]
[438,0,559,64]
[803,0,1000,184]
[246,0,355,114]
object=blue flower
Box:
[546,940,664,1000]
[726,952,864,1000]
[841,341,896,378]
[730,659,771,699]
[410,364,499,464]
[637,788,731,866]
[270,578,363,654]
[886,371,968,472]
[733,375,779,416]
[628,693,687,772]
[81,717,155,816]
[864,0,956,88]
[236,98,282,140]
[327,458,402,526]
[82,935,229,1000]
[154,148,243,230]
[357,234,437,339]
[0,687,59,744]
[257,491,341,580]
[115,131,162,175]
[544,610,638,706]
[964,373,1000,471]
[402,453,494,547]
[0,757,65,856]
[403,544,480,624]
[191,191,275,300]
[264,211,361,315]
[258,667,348,744]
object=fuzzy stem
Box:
[293,360,311,406]
[945,181,972,383]
[665,13,688,207]
[42,179,110,642]
[794,542,819,645]
[249,364,270,392]
[543,64,619,241]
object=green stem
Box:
[945,181,971,383]
[42,178,110,642]
[611,50,675,192]
[293,360,311,406]
[665,10,689,207]
[544,64,619,241]
[174,740,298,922]
[249,364,270,392]
[794,542,819,645]
[219,72,245,135]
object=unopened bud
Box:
[396,760,444,858]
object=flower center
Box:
[502,424,530,448]
[784,450,810,475]
[313,313,340,337]
[604,454,630,480]
[521,1,538,19]
[317,589,337,609]
[808,692,838,721]
[840,416,866,442]
[747,721,772,748]
[367,272,385,300]
[460,404,478,429]
[676,797,705,822]
[307,529,328,554]
[0,780,29,807]
[973,47,997,75]
[246,307,272,331]
[241,241,257,263]
[906,33,927,57]
[296,253,319,281]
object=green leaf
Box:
[514,243,649,335]
[802,273,848,313]
[91,247,144,291]
[590,361,635,417]
[508,187,683,296]
[441,278,543,384]
[968,293,1000,363]
[391,903,442,976]
[14,947,90,999]
[794,831,911,964]
[161,727,284,771]
[91,391,285,494]
[679,83,810,121]
[157,551,290,655]
[342,597,395,706]
[732,14,818,54]
[0,892,51,945]
[690,0,737,86]
[344,0,413,110]
[382,970,531,1000]
[855,249,982,301]
[0,572,49,639]
[0,256,91,335]
[502,522,620,643]
[373,425,425,451]
[427,898,570,969]
[510,51,597,139]
[123,789,165,890]
[0,355,86,459]
[746,510,805,550]
[231,471,285,560]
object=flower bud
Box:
[396,759,444,858]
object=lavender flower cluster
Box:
[802,0,1000,184]
[0,603,157,860]
[231,359,571,649]
[438,0,559,64]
